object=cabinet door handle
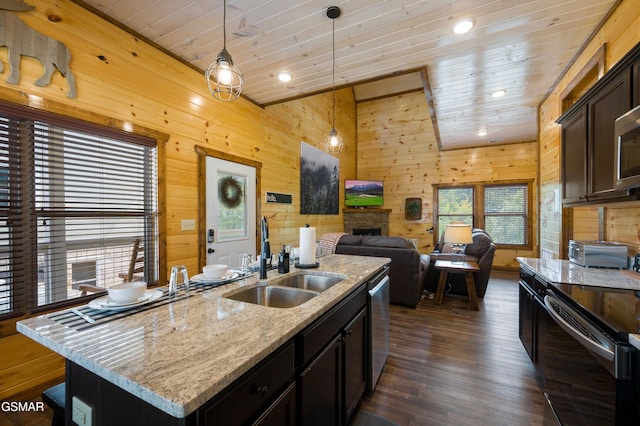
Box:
[252,384,268,397]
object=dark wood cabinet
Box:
[588,69,631,199]
[200,341,295,426]
[343,308,367,421]
[518,280,537,363]
[633,57,640,107]
[297,284,368,426]
[253,383,297,426]
[561,105,588,204]
[558,42,640,206]
[560,70,631,204]
[299,334,343,426]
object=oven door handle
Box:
[544,295,615,362]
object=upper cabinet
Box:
[560,105,588,203]
[557,42,640,206]
[588,69,631,199]
[633,56,640,107]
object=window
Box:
[484,184,528,245]
[0,103,158,319]
[436,186,474,231]
[433,180,532,248]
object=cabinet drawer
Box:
[200,341,295,425]
[298,284,367,367]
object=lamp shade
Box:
[443,222,473,244]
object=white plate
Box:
[191,271,242,284]
[88,289,163,311]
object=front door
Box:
[205,157,256,269]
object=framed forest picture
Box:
[300,141,339,214]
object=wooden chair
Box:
[118,238,144,282]
[76,239,144,296]
[42,382,65,426]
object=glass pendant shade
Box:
[206,48,243,102]
[205,0,243,102]
[325,6,343,155]
[324,128,344,154]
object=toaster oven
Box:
[568,240,628,269]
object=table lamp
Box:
[444,222,473,264]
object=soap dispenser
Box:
[278,245,290,274]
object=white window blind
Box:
[484,184,528,245]
[0,104,158,318]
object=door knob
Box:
[208,248,215,254]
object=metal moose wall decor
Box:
[0,0,76,97]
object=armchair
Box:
[424,228,495,298]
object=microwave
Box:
[615,104,640,191]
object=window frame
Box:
[0,99,164,325]
[433,179,533,250]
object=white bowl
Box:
[203,264,228,279]
[108,281,147,303]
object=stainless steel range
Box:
[518,260,640,425]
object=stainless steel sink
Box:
[224,286,317,308]
[271,273,344,293]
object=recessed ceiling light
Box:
[491,89,507,98]
[452,18,475,35]
[278,71,292,82]
[478,130,487,137]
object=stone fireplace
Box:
[353,228,382,236]
[343,208,391,236]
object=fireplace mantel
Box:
[342,208,391,236]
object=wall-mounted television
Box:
[345,180,384,207]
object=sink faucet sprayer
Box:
[260,216,270,279]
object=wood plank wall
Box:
[356,91,538,269]
[0,0,355,398]
[539,0,640,257]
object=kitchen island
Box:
[18,254,390,424]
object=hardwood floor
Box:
[359,269,548,425]
[1,270,545,426]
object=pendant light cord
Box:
[223,0,227,50]
[331,17,336,129]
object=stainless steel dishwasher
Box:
[368,267,390,391]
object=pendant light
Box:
[205,0,243,102]
[324,6,344,155]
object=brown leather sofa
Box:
[424,228,496,298]
[334,235,430,308]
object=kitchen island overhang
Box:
[17,254,389,419]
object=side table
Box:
[434,260,480,310]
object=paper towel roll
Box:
[299,226,316,265]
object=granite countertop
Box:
[517,257,640,350]
[516,257,640,290]
[17,254,389,418]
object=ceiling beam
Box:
[420,67,442,151]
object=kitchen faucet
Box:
[260,216,270,279]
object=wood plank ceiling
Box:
[74,0,618,150]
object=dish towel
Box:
[319,232,347,255]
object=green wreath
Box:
[219,176,244,208]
